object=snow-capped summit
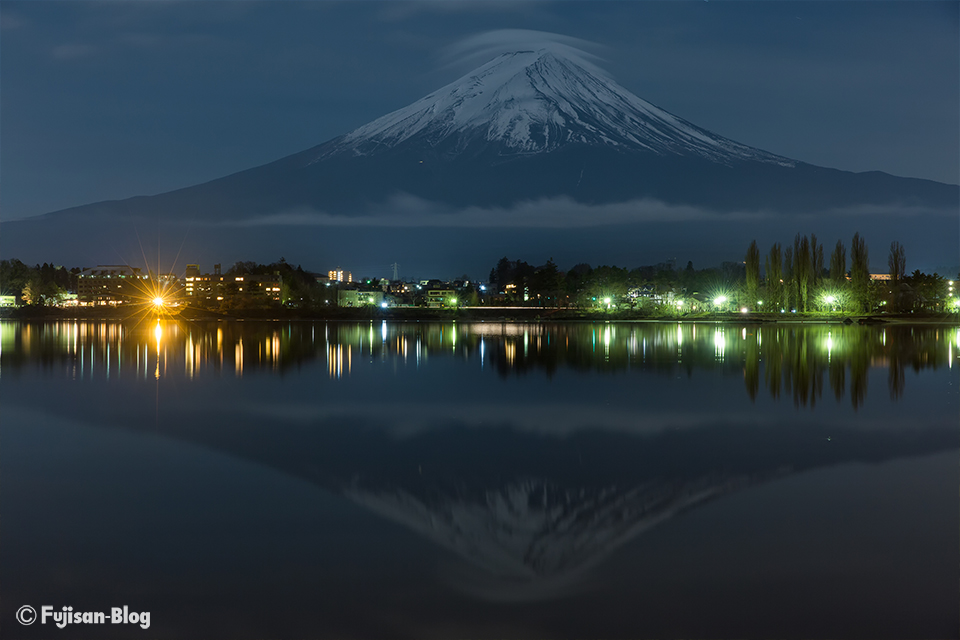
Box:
[322,48,793,166]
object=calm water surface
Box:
[1,319,957,639]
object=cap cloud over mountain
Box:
[4,44,957,273]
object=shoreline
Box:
[2,306,958,325]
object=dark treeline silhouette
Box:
[487,255,744,310]
[751,233,956,314]
[0,259,79,306]
[488,238,957,313]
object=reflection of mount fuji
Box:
[148,414,954,598]
[346,474,749,598]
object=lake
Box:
[1,319,957,639]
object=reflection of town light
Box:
[827,331,833,362]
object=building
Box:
[184,264,226,303]
[185,264,282,304]
[425,288,456,308]
[246,275,282,302]
[329,268,353,283]
[338,288,388,307]
[77,265,148,305]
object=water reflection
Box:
[2,319,957,621]
[2,320,956,407]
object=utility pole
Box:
[391,263,400,281]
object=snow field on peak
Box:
[331,49,794,166]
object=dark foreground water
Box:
[1,319,957,639]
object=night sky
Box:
[0,1,958,277]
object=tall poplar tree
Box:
[745,240,760,309]
[796,234,812,312]
[850,232,870,312]
[765,243,783,311]
[829,240,846,284]
[888,241,906,312]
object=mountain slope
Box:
[27,45,956,225]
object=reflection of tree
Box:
[744,324,946,410]
[829,353,846,403]
[3,320,954,407]
[743,329,760,401]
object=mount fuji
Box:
[4,45,957,272]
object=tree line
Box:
[487,256,746,309]
[0,259,78,306]
[745,233,950,313]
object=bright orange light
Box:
[153,297,165,307]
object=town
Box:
[0,234,958,316]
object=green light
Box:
[713,296,727,305]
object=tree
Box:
[829,240,847,284]
[529,258,563,306]
[783,245,794,310]
[765,243,783,311]
[888,241,906,312]
[21,275,62,306]
[850,232,870,312]
[888,241,905,285]
[491,257,514,292]
[0,258,36,299]
[794,234,811,312]
[745,240,760,309]
[811,234,824,288]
